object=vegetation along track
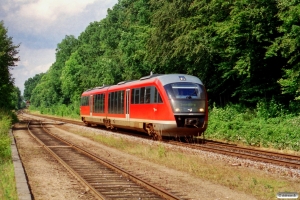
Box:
[26,119,182,200]
[27,113,300,170]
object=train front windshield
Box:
[164,82,206,113]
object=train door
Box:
[125,89,130,121]
[89,95,93,116]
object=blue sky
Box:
[1,0,118,94]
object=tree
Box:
[10,86,23,110]
[267,0,300,100]
[0,21,19,109]
[24,73,44,101]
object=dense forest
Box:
[25,0,300,113]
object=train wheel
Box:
[145,123,162,141]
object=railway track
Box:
[26,120,182,200]
[24,113,300,170]
[166,140,300,169]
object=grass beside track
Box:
[73,129,300,200]
[0,110,18,200]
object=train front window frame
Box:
[164,82,205,100]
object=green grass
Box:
[0,110,18,200]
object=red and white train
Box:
[80,73,208,139]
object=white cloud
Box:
[18,0,97,22]
[11,45,56,93]
[3,0,119,94]
[3,0,117,36]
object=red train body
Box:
[80,74,208,139]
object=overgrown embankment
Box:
[0,110,18,199]
[206,102,300,151]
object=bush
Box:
[30,101,80,120]
[0,109,18,199]
[206,103,300,151]
[0,110,13,163]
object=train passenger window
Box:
[145,87,151,103]
[93,94,105,113]
[153,87,163,103]
[130,86,163,104]
[94,95,97,112]
[80,96,89,106]
[110,92,115,113]
[134,89,140,104]
[108,90,124,114]
[116,91,124,114]
[140,87,145,103]
[131,89,135,104]
[101,94,105,112]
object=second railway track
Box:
[26,120,182,200]
[25,113,300,170]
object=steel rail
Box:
[202,141,300,161]
[27,120,181,200]
[167,141,300,169]
[26,120,106,200]
[41,122,181,200]
[26,113,300,169]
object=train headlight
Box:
[199,108,205,112]
[175,108,180,112]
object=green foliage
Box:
[30,100,80,120]
[0,109,18,199]
[267,0,300,99]
[0,21,20,110]
[206,103,300,151]
[24,73,44,101]
[10,86,24,110]
[0,116,11,163]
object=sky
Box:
[1,0,118,95]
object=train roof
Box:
[81,74,203,95]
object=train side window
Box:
[108,93,112,113]
[113,92,116,113]
[154,87,163,103]
[93,94,105,113]
[130,87,163,104]
[94,95,97,112]
[131,89,135,104]
[101,94,105,113]
[140,87,145,103]
[120,90,125,114]
[145,87,151,103]
[118,92,122,113]
[108,91,124,114]
[113,92,117,113]
[81,96,89,106]
[134,89,140,104]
